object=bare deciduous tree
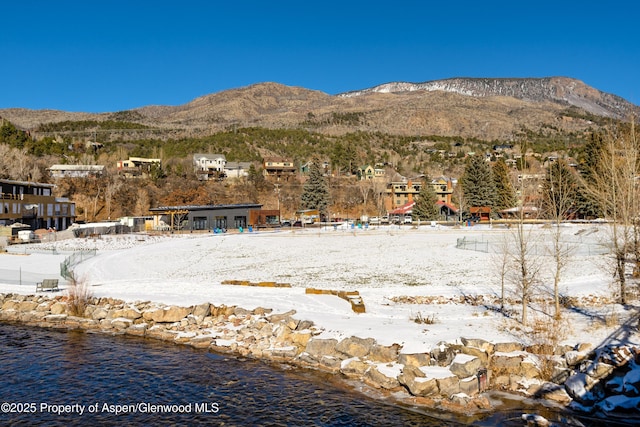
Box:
[585,122,639,304]
[542,159,578,318]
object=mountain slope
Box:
[340,76,634,119]
[1,77,637,141]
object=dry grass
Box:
[410,311,437,325]
[66,270,93,317]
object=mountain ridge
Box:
[1,77,637,141]
[339,76,634,119]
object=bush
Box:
[66,270,93,317]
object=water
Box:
[0,322,463,426]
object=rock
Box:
[18,301,38,311]
[296,320,314,331]
[233,306,251,317]
[460,345,489,365]
[304,338,339,360]
[437,375,461,396]
[538,382,572,405]
[369,343,401,363]
[112,306,142,320]
[2,300,19,310]
[459,375,479,396]
[125,324,148,336]
[520,358,542,379]
[431,342,457,366]
[623,367,640,396]
[49,302,67,315]
[398,368,439,397]
[291,331,312,347]
[319,355,342,372]
[44,314,67,322]
[522,413,550,427]
[90,307,109,320]
[364,365,401,390]
[398,352,431,367]
[144,306,192,323]
[461,337,494,354]
[494,342,524,353]
[336,336,375,358]
[576,342,593,353]
[146,326,179,341]
[341,358,370,377]
[188,336,213,349]
[492,352,527,374]
[267,309,296,323]
[551,367,571,384]
[267,345,299,359]
[450,353,483,378]
[111,318,133,329]
[565,372,599,403]
[565,350,589,367]
[192,303,211,318]
[252,306,272,316]
[586,362,614,381]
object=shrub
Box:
[410,312,437,324]
[66,270,93,317]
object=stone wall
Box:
[1,293,638,416]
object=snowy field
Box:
[1,223,638,354]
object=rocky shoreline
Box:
[1,293,639,422]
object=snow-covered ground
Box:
[1,223,638,354]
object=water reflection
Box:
[0,323,460,426]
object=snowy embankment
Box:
[1,224,639,416]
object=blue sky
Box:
[2,1,638,113]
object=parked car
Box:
[403,215,413,224]
[369,216,380,225]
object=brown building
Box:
[0,179,76,231]
[263,157,296,181]
[385,180,421,212]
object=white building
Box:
[193,153,227,180]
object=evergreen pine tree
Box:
[492,158,516,212]
[412,178,440,221]
[574,133,605,218]
[301,156,329,215]
[460,155,496,209]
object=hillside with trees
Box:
[0,78,638,223]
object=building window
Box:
[192,216,207,230]
[214,216,227,230]
[265,215,279,225]
[234,216,246,229]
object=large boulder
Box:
[364,364,402,390]
[398,366,439,397]
[336,336,375,358]
[369,343,401,363]
[461,337,494,354]
[450,353,483,379]
[112,306,142,320]
[431,342,458,366]
[304,338,339,361]
[192,303,211,319]
[398,352,431,367]
[340,358,370,377]
[144,306,192,323]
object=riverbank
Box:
[1,291,638,425]
[1,225,639,423]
